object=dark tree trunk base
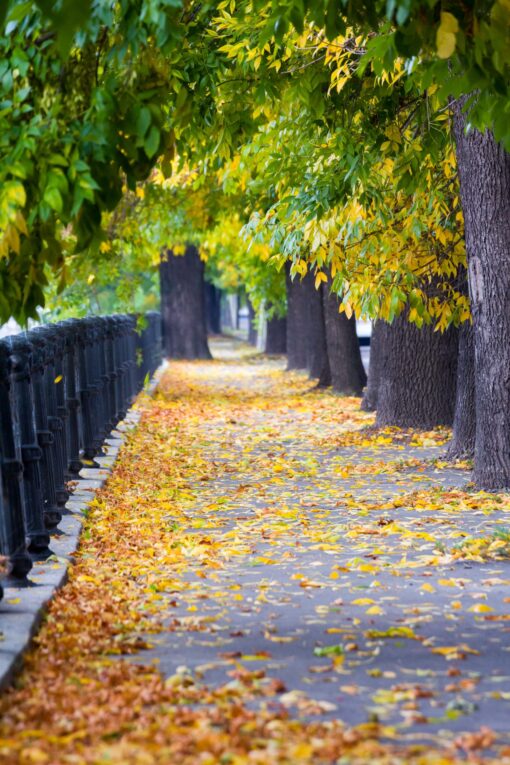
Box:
[446,319,475,460]
[317,357,332,388]
[205,282,222,335]
[304,273,329,381]
[265,316,287,354]
[453,97,510,490]
[248,300,258,346]
[285,264,308,370]
[322,283,366,396]
[376,313,458,429]
[361,321,385,411]
[160,246,212,360]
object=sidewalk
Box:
[1,338,509,764]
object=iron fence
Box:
[0,312,162,597]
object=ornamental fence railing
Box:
[0,312,162,596]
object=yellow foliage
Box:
[436,12,459,59]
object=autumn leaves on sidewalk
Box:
[1,344,510,764]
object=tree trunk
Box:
[160,246,212,360]
[376,313,458,429]
[452,98,510,489]
[361,321,385,411]
[204,282,222,335]
[247,300,258,346]
[446,320,476,459]
[285,263,308,370]
[303,272,329,381]
[321,283,367,395]
[265,316,287,354]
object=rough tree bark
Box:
[376,312,458,429]
[446,320,476,459]
[452,98,510,489]
[445,270,475,460]
[160,245,212,360]
[285,263,308,370]
[303,272,329,381]
[247,300,258,346]
[204,282,222,335]
[321,283,367,395]
[361,321,385,411]
[265,316,287,354]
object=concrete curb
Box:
[0,368,164,691]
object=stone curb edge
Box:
[0,366,165,693]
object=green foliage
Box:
[201,212,287,318]
[1,0,509,327]
[0,0,199,322]
[42,242,160,320]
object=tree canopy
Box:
[0,0,509,324]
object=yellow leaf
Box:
[439,10,459,33]
[468,603,494,613]
[77,574,99,584]
[314,271,327,289]
[340,301,353,319]
[356,563,378,573]
[436,12,459,58]
[432,644,479,657]
[291,743,313,758]
[421,583,436,593]
[366,626,417,640]
[19,748,49,764]
[263,631,295,643]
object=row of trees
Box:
[1,1,509,488]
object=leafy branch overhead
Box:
[1,0,509,325]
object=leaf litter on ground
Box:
[1,339,510,764]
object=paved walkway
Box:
[1,338,510,764]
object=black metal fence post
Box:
[60,320,84,475]
[0,342,33,577]
[117,317,130,421]
[127,315,138,403]
[148,311,163,376]
[6,336,50,553]
[88,318,102,449]
[97,318,112,439]
[0,311,162,596]
[110,317,122,427]
[29,327,69,511]
[104,317,118,433]
[52,325,71,479]
[136,317,147,390]
[88,318,108,456]
[27,331,61,529]
[97,318,111,435]
[85,319,100,455]
[75,319,98,463]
